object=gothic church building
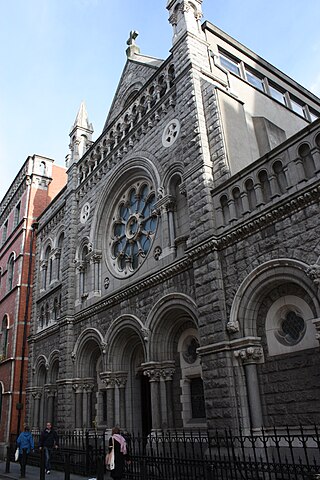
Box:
[27,0,320,436]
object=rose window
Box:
[109,182,157,275]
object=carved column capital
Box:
[234,346,264,365]
[114,372,128,388]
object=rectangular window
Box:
[309,110,319,122]
[269,84,286,105]
[290,98,306,117]
[245,68,265,91]
[190,377,206,419]
[219,53,240,76]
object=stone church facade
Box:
[27,0,320,436]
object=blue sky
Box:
[1,0,320,200]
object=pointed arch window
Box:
[7,254,15,291]
[57,233,64,281]
[80,245,89,297]
[0,316,9,359]
[0,383,3,423]
[43,245,52,289]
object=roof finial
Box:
[126,30,140,58]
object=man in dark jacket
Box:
[39,422,59,474]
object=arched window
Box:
[232,187,242,218]
[258,170,271,203]
[0,383,3,423]
[0,316,8,359]
[40,161,46,176]
[273,160,288,194]
[57,233,64,281]
[245,178,257,211]
[45,303,50,326]
[168,174,189,251]
[43,246,52,289]
[298,143,315,179]
[80,245,89,296]
[53,298,60,321]
[39,307,45,328]
[220,195,230,225]
[7,254,15,291]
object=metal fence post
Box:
[96,455,104,480]
[64,452,70,480]
[39,448,45,480]
[5,446,11,473]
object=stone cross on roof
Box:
[126,30,140,58]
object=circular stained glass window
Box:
[109,182,158,276]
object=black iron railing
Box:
[9,426,320,479]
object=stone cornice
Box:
[0,163,28,219]
[73,256,192,322]
[197,336,262,357]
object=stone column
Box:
[143,364,162,430]
[83,383,94,429]
[45,386,56,424]
[166,201,176,249]
[32,391,42,429]
[161,362,175,428]
[100,373,116,429]
[115,373,128,429]
[254,183,265,207]
[88,250,102,295]
[240,191,250,215]
[72,383,83,429]
[55,248,61,281]
[234,346,264,429]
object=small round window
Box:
[182,337,200,364]
[275,309,306,346]
[108,181,158,277]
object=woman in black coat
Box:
[107,427,129,480]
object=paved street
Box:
[0,461,98,480]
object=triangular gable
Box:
[103,54,164,131]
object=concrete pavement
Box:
[0,461,99,480]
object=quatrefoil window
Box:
[276,309,306,346]
[80,203,90,224]
[109,182,158,276]
[162,119,180,148]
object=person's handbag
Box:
[15,448,19,462]
[105,438,115,470]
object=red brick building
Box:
[0,155,66,454]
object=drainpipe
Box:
[16,221,38,435]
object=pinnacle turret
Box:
[67,101,94,167]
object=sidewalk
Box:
[0,461,99,480]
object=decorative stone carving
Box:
[104,277,110,290]
[234,346,264,365]
[153,246,162,261]
[306,264,320,285]
[162,119,180,148]
[80,202,90,224]
[227,320,240,334]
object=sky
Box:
[1,0,320,201]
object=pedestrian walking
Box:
[39,422,59,474]
[105,427,130,480]
[16,426,34,478]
